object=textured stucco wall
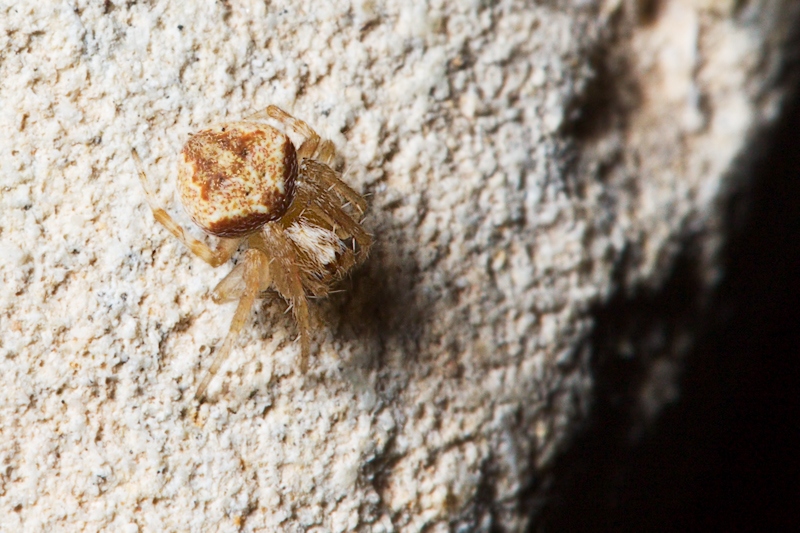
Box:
[0,0,796,531]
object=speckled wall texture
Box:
[0,1,796,531]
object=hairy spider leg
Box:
[210,261,249,303]
[298,174,372,264]
[132,149,242,267]
[302,159,368,216]
[195,249,269,400]
[317,140,337,166]
[211,237,273,303]
[247,105,322,159]
[264,105,322,160]
[254,224,313,369]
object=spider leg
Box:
[299,178,372,264]
[258,223,312,369]
[302,159,367,215]
[317,140,337,166]
[132,149,241,267]
[211,250,272,303]
[195,249,268,400]
[211,262,248,303]
[305,202,371,265]
[264,105,321,160]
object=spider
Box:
[132,105,372,400]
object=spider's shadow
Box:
[321,232,430,375]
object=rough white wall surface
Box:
[0,0,795,531]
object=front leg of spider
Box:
[194,249,268,400]
[134,106,371,400]
[132,149,242,267]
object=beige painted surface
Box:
[0,1,794,531]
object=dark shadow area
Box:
[533,64,800,532]
[333,241,429,359]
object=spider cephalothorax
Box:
[133,106,371,399]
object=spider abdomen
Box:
[177,122,298,237]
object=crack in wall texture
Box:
[0,0,796,531]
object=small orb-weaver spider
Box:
[133,106,372,400]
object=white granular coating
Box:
[0,0,792,531]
